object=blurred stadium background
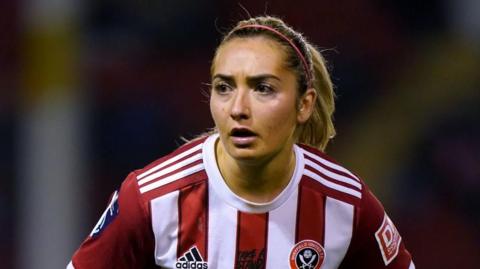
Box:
[1,0,479,268]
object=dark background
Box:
[1,0,479,268]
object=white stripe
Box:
[304,159,362,190]
[207,184,238,268]
[409,261,416,269]
[304,169,362,198]
[66,261,75,269]
[137,143,203,180]
[301,149,360,182]
[138,153,202,186]
[151,191,179,267]
[139,163,204,194]
[323,197,354,269]
[266,188,298,269]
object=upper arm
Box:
[339,187,414,269]
[68,172,156,269]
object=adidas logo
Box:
[175,246,208,269]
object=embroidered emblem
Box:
[90,190,119,237]
[289,240,325,269]
[375,213,402,265]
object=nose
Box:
[230,88,250,121]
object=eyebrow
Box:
[212,73,281,83]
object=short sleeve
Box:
[339,186,415,269]
[67,172,156,269]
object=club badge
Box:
[289,240,325,269]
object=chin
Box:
[225,144,275,166]
[224,142,259,158]
[227,146,258,159]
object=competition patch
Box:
[289,240,325,269]
[90,190,120,237]
[375,213,402,265]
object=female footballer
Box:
[68,16,414,269]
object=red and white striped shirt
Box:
[68,134,414,269]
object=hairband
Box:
[237,24,312,88]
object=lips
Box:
[230,128,257,137]
[229,128,257,147]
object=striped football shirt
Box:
[68,134,414,269]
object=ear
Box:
[297,88,316,124]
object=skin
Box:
[210,36,316,203]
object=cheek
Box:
[262,101,297,134]
[210,101,219,123]
[210,99,226,126]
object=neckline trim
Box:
[203,133,304,213]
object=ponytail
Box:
[296,45,336,151]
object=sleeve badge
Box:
[375,212,402,265]
[90,190,120,237]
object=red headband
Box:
[237,24,312,88]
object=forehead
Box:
[213,36,288,76]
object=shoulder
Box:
[297,144,365,206]
[297,144,389,218]
[131,136,209,202]
[297,145,413,267]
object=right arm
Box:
[67,172,156,269]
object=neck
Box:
[215,139,296,203]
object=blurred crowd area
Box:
[1,0,479,268]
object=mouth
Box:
[229,128,257,147]
[229,128,257,137]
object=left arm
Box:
[339,187,414,269]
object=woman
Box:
[68,16,414,269]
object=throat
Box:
[215,141,296,203]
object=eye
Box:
[213,82,232,95]
[255,83,274,95]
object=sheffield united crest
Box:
[289,240,325,269]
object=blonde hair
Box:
[211,16,336,151]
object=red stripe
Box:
[177,181,208,259]
[235,211,268,269]
[296,177,326,245]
